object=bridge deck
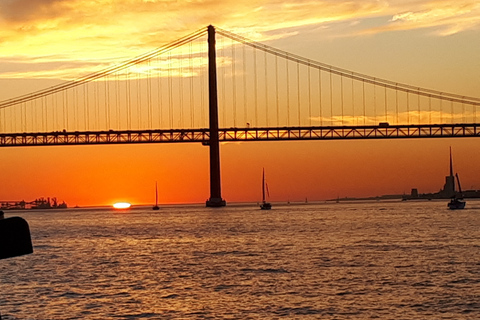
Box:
[0,124,479,147]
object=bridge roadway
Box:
[1,124,479,147]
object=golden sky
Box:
[1,0,480,206]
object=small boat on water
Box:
[260,168,272,210]
[448,197,465,210]
[152,182,160,210]
[448,173,466,210]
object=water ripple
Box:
[1,201,479,319]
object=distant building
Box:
[439,149,456,198]
[411,188,418,198]
[404,148,480,200]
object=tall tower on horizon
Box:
[441,147,456,198]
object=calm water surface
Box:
[1,201,479,319]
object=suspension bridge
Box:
[1,25,479,206]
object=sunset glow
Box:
[0,1,479,206]
[113,202,132,210]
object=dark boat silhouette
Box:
[448,173,465,210]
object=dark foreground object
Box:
[0,216,33,260]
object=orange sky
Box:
[1,0,480,206]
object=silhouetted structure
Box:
[205,25,226,207]
[403,148,480,200]
[0,197,67,210]
[439,148,456,198]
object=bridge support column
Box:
[206,25,226,207]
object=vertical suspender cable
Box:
[115,73,119,129]
[362,80,366,125]
[179,46,184,129]
[319,69,322,126]
[13,101,16,132]
[33,100,36,131]
[263,51,269,127]
[93,80,100,130]
[384,85,388,123]
[53,91,57,130]
[136,67,141,129]
[21,102,24,132]
[243,44,247,126]
[286,58,290,126]
[190,41,194,128]
[254,49,258,126]
[168,51,173,129]
[395,85,399,124]
[10,102,15,132]
[418,89,421,124]
[232,40,237,127]
[201,51,205,128]
[24,101,27,131]
[43,96,47,130]
[157,55,163,129]
[264,50,268,127]
[473,103,476,124]
[148,59,152,129]
[275,55,279,126]
[406,91,410,125]
[220,37,226,127]
[429,95,432,124]
[84,84,88,130]
[450,100,454,124]
[308,64,312,126]
[373,82,377,125]
[351,76,355,125]
[297,62,301,126]
[104,76,108,129]
[74,87,78,131]
[65,87,69,130]
[127,70,132,130]
[42,93,46,131]
[439,94,443,124]
[340,75,344,125]
[44,95,48,131]
[329,69,333,125]
[18,102,22,132]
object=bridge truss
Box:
[1,123,479,147]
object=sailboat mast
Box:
[262,168,266,202]
[455,173,463,194]
[155,181,158,206]
[449,147,454,177]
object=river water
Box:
[0,200,479,319]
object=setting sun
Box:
[113,202,131,209]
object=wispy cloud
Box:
[363,1,480,35]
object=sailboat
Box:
[260,168,272,210]
[152,182,160,210]
[447,148,465,210]
[448,173,466,210]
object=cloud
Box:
[363,0,480,35]
[1,0,479,80]
[0,0,68,23]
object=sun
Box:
[113,202,131,209]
